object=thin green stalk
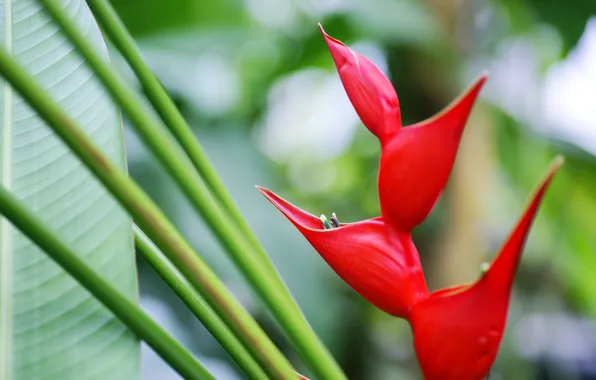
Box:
[133,226,268,380]
[40,0,345,378]
[0,188,213,380]
[85,0,291,306]
[86,0,276,264]
[0,46,294,379]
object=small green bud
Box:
[330,212,340,228]
[320,214,334,229]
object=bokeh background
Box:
[106,0,596,378]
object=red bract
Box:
[257,187,428,318]
[410,157,563,380]
[319,24,401,142]
[377,78,486,231]
[258,25,564,380]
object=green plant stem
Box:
[42,0,345,378]
[0,46,294,379]
[0,188,213,380]
[86,0,257,241]
[133,226,268,380]
[85,0,282,279]
[86,0,281,284]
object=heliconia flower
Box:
[257,25,486,321]
[409,156,564,380]
[257,186,428,319]
[259,24,564,380]
[320,24,487,232]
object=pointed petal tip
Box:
[533,155,564,193]
[411,73,488,131]
[256,186,323,231]
[255,184,275,204]
[477,71,490,82]
[448,73,488,110]
[255,185,278,203]
[551,154,565,172]
[318,24,346,50]
[255,184,268,196]
[540,154,565,190]
[464,72,488,98]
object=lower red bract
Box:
[409,157,563,380]
[410,283,506,380]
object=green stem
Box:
[0,188,213,380]
[85,0,273,261]
[44,0,345,378]
[133,226,268,380]
[0,46,294,379]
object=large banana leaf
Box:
[0,0,140,379]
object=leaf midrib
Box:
[0,0,13,378]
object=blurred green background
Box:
[106,0,596,378]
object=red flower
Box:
[258,25,564,380]
[409,157,563,380]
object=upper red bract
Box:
[320,24,401,142]
[257,24,564,380]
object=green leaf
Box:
[0,1,140,379]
